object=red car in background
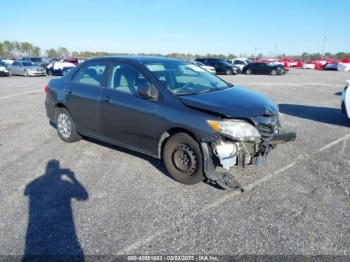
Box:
[63,57,79,65]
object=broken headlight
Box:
[207,120,261,142]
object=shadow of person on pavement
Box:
[23,160,88,262]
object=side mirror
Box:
[137,82,158,100]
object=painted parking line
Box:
[116,132,350,254]
[0,90,42,100]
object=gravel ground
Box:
[0,69,350,258]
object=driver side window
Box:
[108,63,150,96]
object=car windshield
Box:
[144,61,230,96]
[30,58,43,62]
[22,62,33,66]
[218,61,232,66]
[194,61,205,67]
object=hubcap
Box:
[57,113,72,138]
[172,144,198,175]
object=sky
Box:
[1,0,349,55]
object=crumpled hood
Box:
[179,86,278,118]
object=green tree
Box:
[45,48,59,58]
[3,41,14,57]
[57,47,70,58]
[20,42,34,56]
[33,46,41,56]
[0,42,4,57]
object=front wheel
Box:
[225,69,233,75]
[56,107,81,143]
[162,133,204,185]
[271,69,277,76]
[8,70,13,76]
[24,70,29,77]
[246,69,252,75]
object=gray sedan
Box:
[9,61,46,76]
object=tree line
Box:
[1,40,349,61]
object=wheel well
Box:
[158,127,199,158]
[54,103,73,117]
[55,103,66,113]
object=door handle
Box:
[66,88,73,95]
[103,96,111,103]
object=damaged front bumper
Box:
[201,130,296,187]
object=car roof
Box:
[86,56,182,64]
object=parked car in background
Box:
[45,56,296,189]
[189,60,216,74]
[228,58,253,71]
[0,61,10,76]
[341,80,350,119]
[63,57,80,65]
[1,59,15,66]
[20,56,48,68]
[46,61,76,76]
[9,61,46,76]
[196,58,240,75]
[242,62,287,75]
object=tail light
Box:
[44,85,49,93]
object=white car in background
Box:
[229,58,253,71]
[341,80,350,118]
[190,61,216,74]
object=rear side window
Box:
[72,62,107,86]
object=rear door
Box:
[100,62,159,155]
[65,61,108,136]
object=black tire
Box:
[48,70,53,76]
[8,70,13,76]
[216,174,241,190]
[271,69,277,76]
[162,133,204,185]
[55,107,81,143]
[225,69,233,75]
[24,70,29,77]
[246,69,252,75]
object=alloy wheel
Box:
[57,113,72,139]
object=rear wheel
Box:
[56,107,81,143]
[246,69,252,75]
[24,70,29,77]
[8,70,13,76]
[271,69,277,76]
[162,133,204,185]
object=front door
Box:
[100,62,159,155]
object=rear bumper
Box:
[0,70,10,76]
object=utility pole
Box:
[321,36,327,58]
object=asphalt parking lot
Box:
[1,69,350,257]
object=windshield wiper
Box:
[176,87,227,96]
